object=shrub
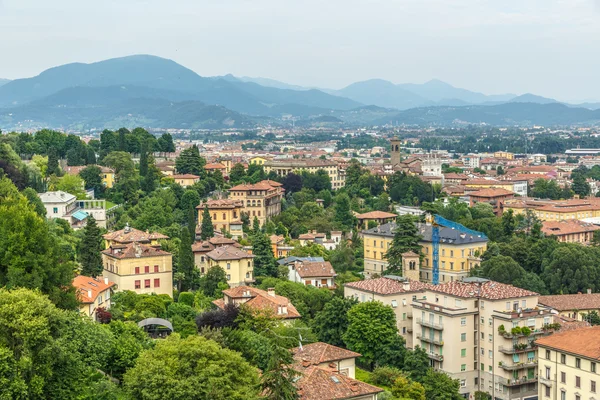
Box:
[511,326,522,336]
[498,324,505,333]
[178,292,194,306]
[371,366,404,387]
[521,326,531,336]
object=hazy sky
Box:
[1,0,599,102]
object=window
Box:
[450,250,454,257]
[576,358,581,368]
[226,274,231,280]
[506,302,511,310]
[489,334,492,342]
[154,265,159,273]
[560,391,565,400]
[489,318,492,326]
[53,207,58,214]
[144,279,150,288]
[545,366,551,379]
[461,349,466,357]
[222,213,226,220]
[461,364,466,372]
[546,350,551,359]
[144,265,149,273]
[460,379,466,388]
[488,365,492,372]
[481,300,485,309]
[561,354,566,364]
[522,300,527,308]
[593,362,597,373]
[135,266,140,274]
[545,386,550,397]
[450,262,454,270]
[154,279,160,288]
[461,333,466,342]
[560,371,566,383]
[226,263,231,270]
[461,317,466,326]
[575,376,581,388]
[489,350,493,359]
[592,380,597,393]
[134,280,141,289]
[391,300,398,308]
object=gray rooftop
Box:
[363,222,488,244]
[277,256,325,265]
[39,191,76,203]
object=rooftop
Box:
[541,220,600,236]
[171,174,200,179]
[428,279,538,300]
[292,342,361,365]
[102,242,171,259]
[355,211,397,220]
[39,191,76,203]
[345,277,431,295]
[294,261,336,278]
[538,292,600,311]
[103,226,169,243]
[217,286,301,319]
[196,198,244,209]
[468,187,515,198]
[73,275,115,303]
[295,366,383,400]
[363,222,488,244]
[205,245,254,261]
[536,326,600,360]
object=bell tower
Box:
[401,251,420,281]
[390,137,401,167]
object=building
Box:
[270,235,294,258]
[395,205,426,216]
[494,151,515,160]
[64,165,115,188]
[345,277,431,348]
[390,137,401,166]
[170,174,200,187]
[204,245,254,287]
[540,220,600,244]
[197,199,244,238]
[469,188,515,216]
[229,180,284,226]
[213,286,301,322]
[462,154,481,168]
[536,326,600,400]
[192,237,241,274]
[73,275,115,319]
[264,159,346,189]
[288,260,336,289]
[362,222,487,282]
[103,225,169,248]
[538,291,600,321]
[102,241,173,297]
[291,342,383,400]
[355,211,397,229]
[39,191,108,229]
[504,198,600,222]
[204,162,227,175]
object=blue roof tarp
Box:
[72,210,89,221]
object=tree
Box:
[283,173,303,194]
[175,145,206,176]
[123,335,260,400]
[391,375,426,400]
[201,205,214,240]
[385,215,422,274]
[403,346,430,382]
[312,296,357,347]
[79,216,103,277]
[79,165,104,197]
[229,163,246,183]
[252,232,278,277]
[46,146,60,177]
[200,266,228,297]
[420,369,462,400]
[22,187,46,217]
[117,127,128,151]
[51,173,87,199]
[571,172,591,197]
[260,338,300,400]
[157,133,176,153]
[501,209,516,238]
[334,193,355,230]
[103,151,140,204]
[476,255,547,294]
[178,227,197,291]
[343,301,406,369]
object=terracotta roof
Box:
[217,286,301,319]
[469,188,514,198]
[429,279,537,300]
[204,163,226,169]
[444,173,468,180]
[538,293,600,311]
[171,174,200,179]
[292,342,361,364]
[73,275,115,304]
[102,242,171,259]
[191,237,241,253]
[299,233,316,240]
[541,220,600,237]
[270,235,285,244]
[196,199,244,209]
[536,326,600,360]
[295,365,383,400]
[205,245,254,261]
[345,277,431,295]
[553,314,591,332]
[295,261,336,278]
[401,251,419,258]
[356,211,397,219]
[103,227,169,243]
[229,179,281,191]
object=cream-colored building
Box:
[171,174,200,187]
[537,326,600,400]
[197,199,244,238]
[362,222,486,282]
[504,197,600,222]
[102,242,173,297]
[205,245,254,287]
[538,292,600,322]
[192,237,242,274]
[213,286,301,322]
[264,159,346,189]
[73,275,115,319]
[228,180,283,226]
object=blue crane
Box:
[428,214,488,285]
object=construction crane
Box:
[427,214,488,285]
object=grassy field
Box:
[105,201,117,209]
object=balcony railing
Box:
[416,333,443,346]
[497,376,538,387]
[407,311,413,319]
[539,377,553,387]
[426,352,444,362]
[498,360,538,371]
[416,318,444,330]
[498,344,537,354]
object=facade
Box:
[390,137,401,166]
[213,286,301,322]
[73,275,115,319]
[504,198,600,222]
[469,188,515,216]
[288,260,337,289]
[229,180,284,226]
[39,191,108,228]
[355,211,397,229]
[102,242,173,297]
[264,159,346,189]
[538,292,600,321]
[462,154,481,168]
[362,222,487,282]
[536,326,600,400]
[270,235,294,258]
[170,174,200,187]
[205,245,254,287]
[192,236,241,274]
[540,220,600,244]
[196,199,244,238]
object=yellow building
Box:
[270,235,294,258]
[537,326,600,400]
[197,199,244,238]
[102,225,169,249]
[504,198,600,222]
[171,174,200,187]
[102,242,173,297]
[250,156,270,166]
[464,179,516,192]
[192,237,242,274]
[73,275,115,319]
[362,222,487,282]
[205,245,255,287]
[264,159,346,190]
[494,151,515,160]
[229,180,284,226]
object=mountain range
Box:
[0,54,599,129]
[0,79,10,87]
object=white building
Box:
[288,260,336,289]
[39,191,107,228]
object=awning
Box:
[72,210,89,221]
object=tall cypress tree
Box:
[139,139,149,178]
[200,206,214,240]
[179,227,196,291]
[46,146,59,177]
[79,216,103,277]
[252,232,277,277]
[385,215,422,274]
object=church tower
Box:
[390,137,401,167]
[401,251,420,281]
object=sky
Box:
[1,0,599,102]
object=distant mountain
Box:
[335,79,428,110]
[236,76,310,91]
[398,79,515,104]
[379,102,600,126]
[0,79,10,87]
[509,93,557,104]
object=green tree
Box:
[103,151,140,204]
[157,133,176,153]
[403,346,430,382]
[334,193,355,230]
[260,338,300,400]
[391,374,426,400]
[79,216,103,277]
[46,146,60,177]
[501,209,516,238]
[343,301,406,369]
[312,296,357,347]
[571,172,591,197]
[79,165,104,197]
[123,335,260,400]
[252,232,278,277]
[229,163,246,183]
[178,227,197,291]
[385,215,422,274]
[175,145,206,176]
[22,187,46,217]
[420,369,462,400]
[51,173,87,199]
[117,128,128,151]
[476,255,547,294]
[201,205,215,240]
[200,266,228,297]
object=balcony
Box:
[407,326,413,333]
[498,360,538,371]
[416,318,444,330]
[539,377,553,387]
[426,352,444,362]
[407,311,413,319]
[416,333,443,346]
[498,344,537,355]
[499,376,538,387]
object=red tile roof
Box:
[295,261,336,278]
[536,326,600,359]
[73,275,115,304]
[217,286,301,319]
[103,227,169,243]
[356,211,397,219]
[295,366,383,400]
[205,245,254,261]
[469,188,514,198]
[171,174,200,179]
[538,293,600,311]
[430,280,538,300]
[345,278,431,295]
[229,180,282,191]
[541,220,600,237]
[102,242,171,259]
[292,342,361,364]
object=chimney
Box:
[403,281,410,291]
[588,288,592,295]
[267,287,275,297]
[104,277,109,285]
[87,289,92,299]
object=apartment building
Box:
[196,199,244,238]
[411,278,555,400]
[103,224,169,248]
[192,236,242,273]
[538,292,600,321]
[537,326,600,400]
[468,188,515,216]
[264,159,346,189]
[504,198,600,222]
[228,180,284,226]
[362,222,487,282]
[540,220,600,244]
[204,245,254,287]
